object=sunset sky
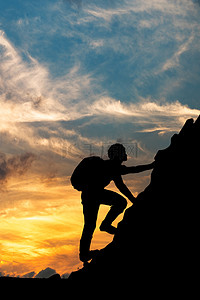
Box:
[1,0,200,277]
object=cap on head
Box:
[108,143,127,161]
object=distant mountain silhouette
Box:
[34,267,56,278]
[68,115,200,292]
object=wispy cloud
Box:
[161,35,194,72]
[84,0,195,23]
[0,30,98,159]
[0,30,95,123]
[88,96,200,132]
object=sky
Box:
[0,0,200,277]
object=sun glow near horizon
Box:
[0,175,121,277]
[0,175,80,275]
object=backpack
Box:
[70,156,105,191]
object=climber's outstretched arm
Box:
[122,161,155,175]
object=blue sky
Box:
[2,0,200,107]
[0,0,200,152]
[1,0,200,161]
[0,0,200,276]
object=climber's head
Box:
[108,143,127,162]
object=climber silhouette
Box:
[71,143,155,263]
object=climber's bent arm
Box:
[114,176,135,203]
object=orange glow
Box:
[0,175,122,277]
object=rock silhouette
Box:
[68,115,200,291]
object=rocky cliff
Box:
[69,116,200,291]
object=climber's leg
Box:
[99,189,127,234]
[79,191,100,262]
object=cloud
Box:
[1,27,199,171]
[1,2,200,166]
[89,39,104,49]
[0,152,36,185]
[0,30,100,161]
[0,30,94,124]
[89,97,200,132]
[62,0,199,106]
[161,35,194,72]
[84,0,193,23]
